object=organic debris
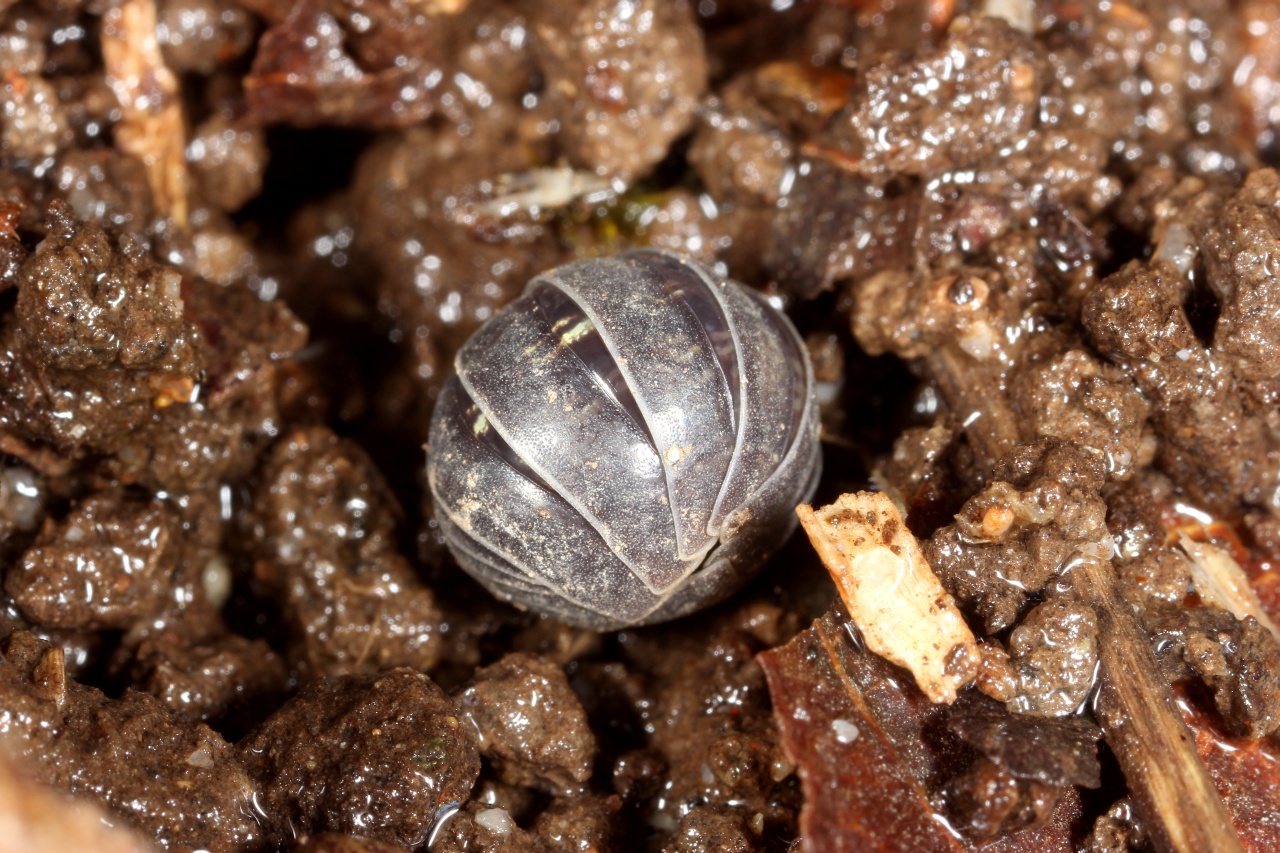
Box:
[797,492,979,704]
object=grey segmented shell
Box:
[427,249,820,630]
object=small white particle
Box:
[831,719,860,744]
[186,747,215,768]
[475,807,514,835]
[202,555,232,610]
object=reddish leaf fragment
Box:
[760,610,1084,852]
[759,611,965,853]
[1179,691,1280,851]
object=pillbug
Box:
[427,249,820,630]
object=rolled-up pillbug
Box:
[427,248,820,630]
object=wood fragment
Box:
[1069,556,1245,853]
[1178,533,1280,641]
[101,0,189,229]
[924,345,1021,474]
[797,492,979,704]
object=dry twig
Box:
[1069,557,1244,853]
